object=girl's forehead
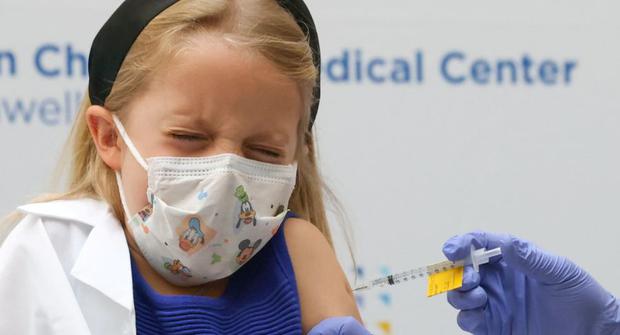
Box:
[170,38,296,89]
[128,37,303,135]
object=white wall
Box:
[1,1,619,334]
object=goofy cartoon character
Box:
[234,185,257,229]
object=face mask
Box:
[112,115,297,286]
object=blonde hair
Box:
[2,0,355,262]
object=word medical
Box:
[324,49,578,86]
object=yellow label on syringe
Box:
[426,266,464,297]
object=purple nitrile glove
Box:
[442,231,620,335]
[307,316,371,335]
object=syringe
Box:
[353,246,502,292]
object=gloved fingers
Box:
[457,308,486,334]
[340,316,372,335]
[443,231,510,262]
[307,316,371,335]
[459,266,481,291]
[501,236,585,286]
[448,286,488,310]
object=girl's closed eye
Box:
[246,145,288,164]
[170,132,207,142]
[167,130,210,153]
[251,146,282,158]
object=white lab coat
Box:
[0,198,136,335]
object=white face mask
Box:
[112,115,297,286]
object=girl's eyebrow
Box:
[248,130,291,145]
[160,111,209,129]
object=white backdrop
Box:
[1,1,620,334]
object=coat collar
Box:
[17,198,111,227]
[17,198,135,311]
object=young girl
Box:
[0,0,371,334]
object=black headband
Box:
[88,0,321,129]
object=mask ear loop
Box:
[115,172,132,224]
[112,115,149,170]
[111,114,149,223]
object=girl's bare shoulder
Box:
[283,217,362,333]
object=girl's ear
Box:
[85,105,122,171]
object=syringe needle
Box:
[352,285,369,292]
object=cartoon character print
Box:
[176,216,217,255]
[234,185,257,229]
[131,203,153,234]
[180,218,205,251]
[138,205,153,221]
[164,259,192,277]
[236,238,262,265]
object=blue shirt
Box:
[131,212,302,334]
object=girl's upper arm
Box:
[283,218,362,334]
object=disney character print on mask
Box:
[130,203,153,234]
[163,258,192,278]
[176,216,217,255]
[234,185,257,229]
[236,238,262,265]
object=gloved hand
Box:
[307,316,371,335]
[442,231,620,335]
